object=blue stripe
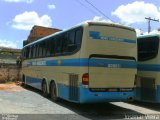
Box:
[123,39,136,43]
[25,76,42,90]
[89,31,136,43]
[28,58,137,69]
[58,84,70,101]
[138,64,160,71]
[57,83,134,103]
[79,87,134,103]
[90,59,137,68]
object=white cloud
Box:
[48,4,56,10]
[12,11,52,30]
[0,39,17,48]
[3,0,34,3]
[112,1,160,24]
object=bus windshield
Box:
[138,36,159,61]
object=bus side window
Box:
[62,33,68,54]
[68,31,76,52]
[39,42,43,57]
[75,28,82,45]
[26,47,29,59]
[29,46,31,58]
[35,44,38,57]
[42,41,46,57]
[29,46,33,59]
[49,38,56,56]
[55,36,62,55]
[33,45,36,58]
[46,40,51,57]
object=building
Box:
[23,25,61,46]
[0,47,21,64]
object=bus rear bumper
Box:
[79,87,134,103]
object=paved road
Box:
[0,84,160,120]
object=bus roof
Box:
[138,33,160,39]
[85,21,135,32]
[23,21,135,48]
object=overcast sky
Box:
[0,0,160,48]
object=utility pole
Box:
[145,17,159,33]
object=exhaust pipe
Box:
[128,96,134,102]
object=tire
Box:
[42,81,48,97]
[50,81,58,102]
[21,75,26,87]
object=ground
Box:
[0,83,160,120]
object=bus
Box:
[136,34,160,103]
[21,21,137,103]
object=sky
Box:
[1,0,160,48]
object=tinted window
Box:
[38,43,43,57]
[23,27,83,59]
[42,41,47,57]
[67,28,83,52]
[138,36,159,61]
[55,36,62,54]
[62,33,68,53]
[26,47,29,59]
[29,46,34,58]
[33,45,37,58]
[46,40,51,56]
[75,29,83,44]
[68,31,75,45]
[35,44,39,57]
[48,38,56,56]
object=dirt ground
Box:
[0,82,24,91]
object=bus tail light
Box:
[82,73,89,85]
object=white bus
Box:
[21,21,137,103]
[136,34,160,103]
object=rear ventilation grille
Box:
[141,77,156,101]
[69,74,79,101]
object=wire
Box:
[84,0,114,22]
[75,0,97,15]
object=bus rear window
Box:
[138,36,159,61]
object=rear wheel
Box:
[42,81,48,97]
[50,81,58,102]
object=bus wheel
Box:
[22,75,26,87]
[42,81,48,97]
[50,81,58,102]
